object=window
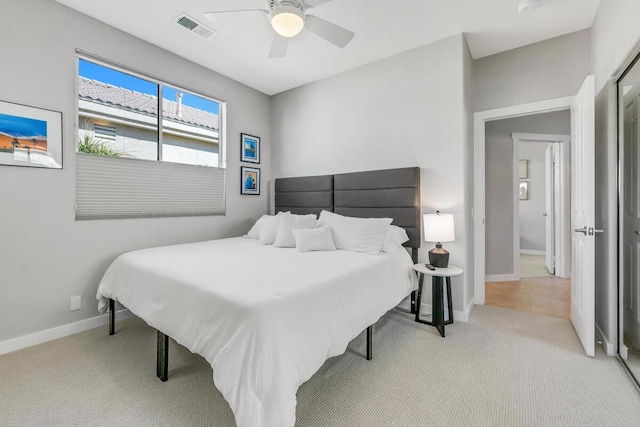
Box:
[162,86,220,167]
[75,55,226,220]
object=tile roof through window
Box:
[78,77,219,131]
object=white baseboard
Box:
[0,309,133,356]
[420,296,474,323]
[461,297,475,322]
[485,274,518,282]
[596,322,615,356]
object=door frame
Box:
[474,96,574,304]
[511,133,571,279]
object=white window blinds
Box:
[76,153,225,220]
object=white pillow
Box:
[273,212,318,248]
[245,215,271,239]
[382,225,410,253]
[293,226,337,252]
[316,210,392,255]
[258,211,287,245]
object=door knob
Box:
[574,226,587,235]
[542,213,548,217]
[574,226,604,236]
[635,230,640,236]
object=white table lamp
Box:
[423,211,455,268]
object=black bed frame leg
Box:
[366,325,373,361]
[109,299,115,335]
[156,331,169,382]
[410,290,417,314]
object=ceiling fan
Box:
[204,0,355,59]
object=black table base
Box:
[415,273,454,337]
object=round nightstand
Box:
[412,264,463,337]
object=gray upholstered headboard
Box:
[274,174,333,216]
[274,167,421,251]
[333,167,421,249]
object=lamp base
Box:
[429,243,449,268]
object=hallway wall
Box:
[485,111,570,278]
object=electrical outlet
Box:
[70,295,81,311]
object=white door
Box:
[570,75,596,357]
[544,144,555,274]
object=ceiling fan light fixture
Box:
[270,6,305,38]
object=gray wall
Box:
[592,0,640,352]
[0,0,271,342]
[485,111,569,276]
[474,29,591,112]
[271,34,475,313]
[592,0,640,92]
[519,142,549,252]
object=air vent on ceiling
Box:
[175,14,217,39]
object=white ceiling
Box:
[54,0,601,95]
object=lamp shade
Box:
[423,212,455,243]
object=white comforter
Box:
[97,237,417,427]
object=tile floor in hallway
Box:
[485,276,571,319]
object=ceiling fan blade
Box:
[269,37,288,59]
[305,15,354,48]
[304,0,333,8]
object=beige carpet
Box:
[2,306,640,426]
[520,254,553,278]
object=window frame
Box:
[75,50,227,169]
[74,51,228,221]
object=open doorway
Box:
[513,132,571,280]
[483,111,572,319]
[475,79,596,356]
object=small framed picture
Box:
[519,181,529,200]
[241,133,260,164]
[241,166,260,195]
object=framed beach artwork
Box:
[241,133,260,164]
[0,100,62,169]
[241,166,260,195]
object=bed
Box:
[97,167,421,427]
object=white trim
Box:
[0,309,133,356]
[485,274,519,282]
[474,96,574,305]
[512,136,521,280]
[511,132,570,143]
[419,297,474,323]
[596,322,615,356]
[460,297,475,322]
[519,249,546,256]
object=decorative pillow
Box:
[293,227,337,252]
[382,225,410,253]
[273,212,318,248]
[316,210,392,255]
[245,215,271,239]
[258,211,287,245]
